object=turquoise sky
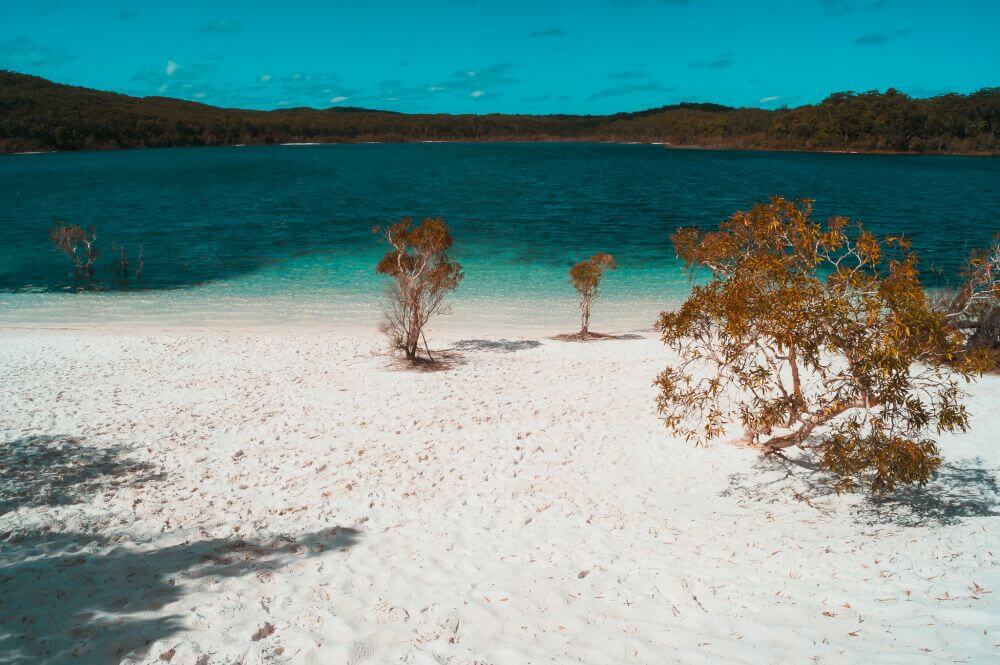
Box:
[1,0,997,114]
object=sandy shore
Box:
[1,326,998,664]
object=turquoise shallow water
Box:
[1,143,997,329]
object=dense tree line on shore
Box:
[1,71,998,154]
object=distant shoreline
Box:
[4,139,998,158]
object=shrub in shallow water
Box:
[48,222,146,288]
[49,221,99,281]
[111,240,144,284]
[655,196,993,495]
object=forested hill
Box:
[1,71,998,154]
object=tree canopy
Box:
[655,197,993,494]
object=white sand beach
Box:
[1,325,998,664]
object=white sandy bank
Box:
[0,327,998,664]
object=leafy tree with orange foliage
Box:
[375,217,463,362]
[569,253,616,339]
[655,197,992,494]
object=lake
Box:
[1,143,997,329]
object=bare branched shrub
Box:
[569,253,616,339]
[934,236,1000,361]
[655,197,993,495]
[49,222,99,279]
[374,217,463,362]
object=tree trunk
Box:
[787,343,803,425]
[406,306,421,361]
[580,294,591,339]
[760,398,869,452]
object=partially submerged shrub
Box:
[374,217,463,362]
[655,197,990,494]
[569,253,616,339]
[49,222,99,279]
[49,223,146,288]
[111,241,144,284]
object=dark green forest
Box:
[1,71,998,154]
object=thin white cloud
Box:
[329,96,348,103]
[588,81,673,101]
[608,69,651,80]
[758,95,781,103]
[165,60,178,76]
[363,64,516,108]
[853,29,911,46]
[690,52,736,69]
[0,36,71,68]
[198,19,244,34]
[259,73,271,83]
[528,27,567,38]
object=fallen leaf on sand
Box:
[252,622,276,641]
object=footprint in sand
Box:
[347,637,379,664]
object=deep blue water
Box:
[0,143,998,326]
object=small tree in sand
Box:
[375,217,463,362]
[49,222,99,280]
[655,197,993,495]
[569,253,616,339]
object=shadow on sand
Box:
[0,434,163,516]
[386,349,468,373]
[0,434,361,663]
[723,452,1000,527]
[0,528,361,664]
[859,461,1000,526]
[550,332,644,342]
[385,338,545,372]
[452,339,543,353]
